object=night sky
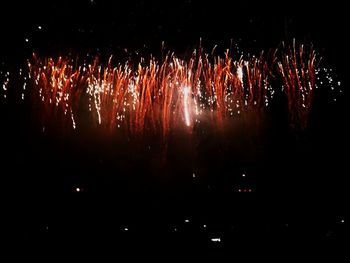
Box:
[1,0,348,260]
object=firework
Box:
[2,41,339,144]
[277,40,318,129]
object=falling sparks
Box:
[1,71,10,98]
[277,41,319,129]
[1,41,341,143]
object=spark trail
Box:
[2,41,341,143]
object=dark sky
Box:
[0,1,348,256]
[0,1,348,61]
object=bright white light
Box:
[124,228,128,231]
[183,86,191,127]
[38,26,42,30]
[242,173,246,177]
[211,238,221,242]
[237,66,243,84]
[75,187,81,192]
[185,219,190,223]
[341,219,345,223]
[25,38,29,42]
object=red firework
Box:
[6,41,320,142]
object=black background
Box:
[1,0,348,260]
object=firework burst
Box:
[1,41,340,145]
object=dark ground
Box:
[0,0,349,260]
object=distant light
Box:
[38,26,42,30]
[242,173,246,177]
[192,173,196,178]
[75,187,81,192]
[211,238,221,242]
[124,228,128,231]
[248,188,252,192]
[341,219,345,223]
[185,219,190,223]
[203,224,207,228]
[25,38,29,43]
[174,228,177,232]
[238,189,241,192]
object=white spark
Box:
[237,66,243,85]
[183,86,191,127]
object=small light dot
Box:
[242,173,246,177]
[238,189,241,192]
[75,187,81,192]
[38,26,42,30]
[203,224,207,228]
[25,38,29,42]
[211,238,221,242]
[124,228,128,231]
[341,219,345,223]
[192,173,196,178]
[185,219,190,223]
